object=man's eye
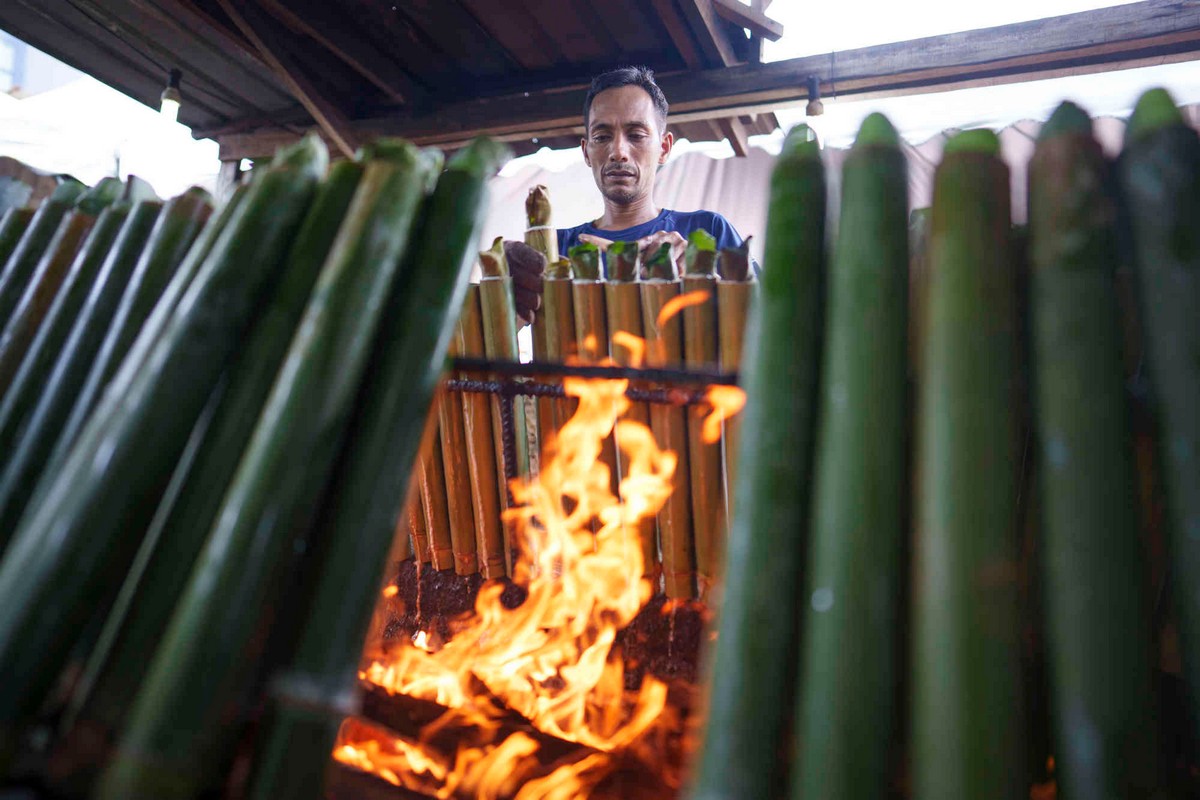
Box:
[592,135,610,143]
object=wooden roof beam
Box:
[678,0,741,66]
[258,0,422,105]
[716,115,750,156]
[711,0,784,41]
[215,0,358,157]
[651,0,705,68]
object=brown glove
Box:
[503,239,545,326]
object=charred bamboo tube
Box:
[0,208,34,272]
[682,230,724,599]
[912,129,1026,800]
[460,284,506,579]
[605,241,660,583]
[420,415,455,571]
[410,489,430,563]
[1030,101,1162,797]
[790,113,909,799]
[480,239,529,574]
[437,361,479,575]
[570,243,621,502]
[640,274,695,600]
[543,257,577,431]
[1118,88,1200,740]
[715,238,753,523]
[244,138,505,800]
[0,180,86,325]
[94,140,437,800]
[688,125,825,800]
[526,186,558,460]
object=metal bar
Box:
[444,378,714,408]
[448,356,739,386]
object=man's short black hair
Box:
[583,66,669,132]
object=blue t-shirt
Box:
[557,209,747,277]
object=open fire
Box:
[333,309,740,799]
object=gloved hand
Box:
[503,240,545,326]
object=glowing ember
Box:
[335,316,745,798]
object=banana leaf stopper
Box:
[74,177,125,216]
[717,237,752,282]
[607,240,639,282]
[854,112,900,148]
[547,256,571,279]
[479,235,509,278]
[49,178,87,204]
[526,184,552,226]
[642,242,675,280]
[122,176,159,204]
[568,241,601,280]
[943,128,1000,156]
[1125,87,1186,144]
[684,229,717,277]
[1039,101,1093,142]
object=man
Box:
[506,66,751,324]
[558,65,749,272]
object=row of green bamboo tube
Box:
[398,195,757,601]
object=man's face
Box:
[582,85,673,207]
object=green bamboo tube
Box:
[460,284,506,579]
[911,128,1026,800]
[421,420,456,571]
[437,368,479,575]
[0,208,99,389]
[790,113,909,799]
[687,125,826,800]
[543,259,577,432]
[605,243,660,584]
[95,141,438,800]
[683,231,724,600]
[1118,88,1200,740]
[640,278,695,600]
[0,209,34,285]
[0,179,86,325]
[526,185,558,459]
[0,178,125,384]
[48,163,364,791]
[908,207,933,378]
[480,241,529,573]
[47,187,218,468]
[1029,101,1162,797]
[0,140,323,775]
[715,239,753,527]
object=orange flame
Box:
[339,351,683,796]
[655,289,710,330]
[701,385,747,444]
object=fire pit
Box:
[325,350,735,799]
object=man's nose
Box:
[608,135,631,161]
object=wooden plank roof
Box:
[3,1,1200,164]
[0,0,783,159]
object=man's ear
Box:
[659,130,674,165]
[580,138,591,167]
